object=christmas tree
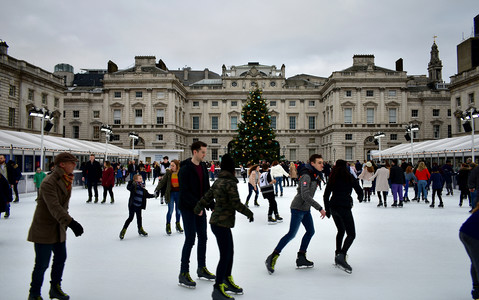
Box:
[231,87,279,166]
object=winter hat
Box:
[54,152,78,165]
[366,161,372,167]
[220,154,235,174]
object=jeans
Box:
[29,242,67,297]
[180,209,208,273]
[275,209,315,253]
[211,224,234,287]
[417,180,428,200]
[404,181,409,198]
[274,177,283,195]
[331,207,356,255]
[246,183,258,204]
[166,191,181,224]
[459,231,479,297]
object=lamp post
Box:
[282,146,286,159]
[29,107,54,170]
[333,148,336,162]
[129,132,139,159]
[374,132,385,163]
[101,124,113,161]
[405,124,420,165]
[461,107,479,162]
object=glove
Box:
[68,219,84,237]
[248,215,254,222]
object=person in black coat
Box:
[7,160,22,202]
[389,159,406,207]
[0,173,12,218]
[82,154,102,203]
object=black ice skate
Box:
[178,272,196,288]
[265,252,279,274]
[335,253,352,274]
[296,252,314,269]
[49,283,70,300]
[224,275,243,295]
[138,227,148,237]
[176,221,184,233]
[197,266,216,281]
[212,283,235,300]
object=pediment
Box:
[152,101,168,108]
[131,101,146,108]
[363,101,378,107]
[340,101,356,107]
[385,101,401,107]
[110,102,124,108]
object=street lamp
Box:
[282,146,286,158]
[461,107,479,162]
[101,124,113,161]
[373,132,385,163]
[405,124,420,165]
[129,132,139,157]
[29,107,54,170]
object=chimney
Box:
[204,68,209,79]
[396,58,403,71]
[475,14,479,37]
[183,67,189,80]
[0,41,8,55]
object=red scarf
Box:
[62,173,74,191]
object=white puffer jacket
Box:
[270,164,289,178]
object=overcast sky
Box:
[1,0,478,80]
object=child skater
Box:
[259,163,283,224]
[194,154,254,300]
[429,167,445,208]
[119,174,155,239]
[358,161,374,202]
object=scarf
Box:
[62,173,74,191]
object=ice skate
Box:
[335,253,352,274]
[296,252,314,269]
[119,228,126,240]
[166,223,171,235]
[438,202,444,208]
[101,198,106,204]
[377,201,383,207]
[49,283,70,300]
[178,272,196,288]
[176,221,184,233]
[275,214,283,223]
[398,201,403,207]
[265,252,279,274]
[268,216,277,225]
[224,275,243,295]
[94,196,99,203]
[212,283,235,300]
[28,295,43,300]
[138,227,148,237]
[392,201,398,207]
[197,266,216,281]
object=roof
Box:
[72,73,104,87]
[170,69,221,86]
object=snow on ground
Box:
[0,179,474,300]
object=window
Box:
[231,101,237,107]
[113,109,121,124]
[270,101,276,107]
[211,116,219,130]
[9,85,16,97]
[135,91,143,98]
[8,108,15,127]
[388,90,397,97]
[270,116,277,129]
[388,108,397,124]
[193,138,199,143]
[157,134,163,141]
[231,81,237,87]
[54,98,59,107]
[289,149,297,161]
[212,101,218,107]
[345,134,352,140]
[211,149,218,161]
[212,138,218,144]
[289,116,296,130]
[289,100,296,107]
[390,134,398,140]
[193,101,200,107]
[411,109,418,118]
[28,89,34,101]
[290,138,296,143]
[114,91,121,98]
[345,147,353,161]
[448,109,451,117]
[73,110,80,118]
[63,111,65,119]
[230,116,238,130]
[309,100,316,107]
[433,109,440,117]
[27,116,33,129]
[308,116,316,130]
[42,93,47,104]
[456,97,461,107]
[367,108,374,124]
[156,92,164,99]
[345,90,352,97]
[344,108,352,124]
[433,125,440,139]
[93,111,100,118]
[309,138,315,143]
[111,135,120,141]
[448,125,452,138]
[156,109,165,124]
[93,126,100,139]
[366,90,374,97]
[413,131,418,139]
[73,126,79,138]
[135,109,143,124]
[192,116,200,130]
[469,93,475,104]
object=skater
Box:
[115,164,123,186]
[415,161,431,203]
[442,160,454,196]
[389,159,406,207]
[459,202,479,300]
[27,152,84,300]
[7,160,21,202]
[404,166,417,202]
[429,167,445,208]
[468,163,479,212]
[324,159,364,274]
[240,164,247,183]
[119,174,155,239]
[33,167,46,200]
[265,154,326,274]
[259,163,282,224]
[194,154,254,300]
[82,154,102,203]
[459,163,472,208]
[159,156,170,203]
[245,164,260,207]
[178,141,215,288]
[369,162,390,207]
[358,161,374,202]
[0,172,12,218]
[271,161,289,196]
[101,161,115,204]
[155,159,183,235]
[289,162,298,187]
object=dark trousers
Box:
[211,224,234,287]
[102,185,114,200]
[283,175,289,186]
[432,188,443,204]
[460,231,479,299]
[123,206,142,229]
[264,193,278,216]
[29,242,67,297]
[246,183,258,204]
[12,183,19,200]
[87,180,98,198]
[331,207,356,255]
[377,191,388,203]
[180,209,208,273]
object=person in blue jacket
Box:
[459,202,479,300]
[429,167,445,208]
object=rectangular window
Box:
[456,97,461,107]
[345,90,352,97]
[93,111,100,118]
[211,149,218,161]
[27,116,33,129]
[212,101,218,107]
[211,116,219,130]
[54,98,59,107]
[367,108,374,124]
[113,109,121,124]
[156,92,165,99]
[8,108,15,127]
[366,90,374,97]
[114,91,122,98]
[192,116,200,130]
[390,134,398,140]
[411,109,418,118]
[389,108,397,124]
[308,116,316,130]
[469,93,475,104]
[433,109,440,117]
[345,146,353,161]
[230,116,238,130]
[289,149,296,161]
[344,108,352,124]
[135,91,143,98]
[156,109,165,124]
[270,116,276,129]
[345,134,352,140]
[309,100,315,107]
[413,131,418,139]
[448,125,452,138]
[42,93,47,104]
[135,109,143,124]
[112,135,120,141]
[388,90,397,97]
[309,138,315,143]
[28,89,34,100]
[212,138,218,144]
[433,125,440,138]
[289,116,296,130]
[193,138,199,143]
[9,85,16,97]
[93,126,100,139]
[448,109,451,117]
[193,101,200,107]
[289,100,296,107]
[73,126,79,138]
[157,134,163,141]
[290,138,296,143]
[270,101,277,107]
[231,101,237,107]
[73,110,80,118]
